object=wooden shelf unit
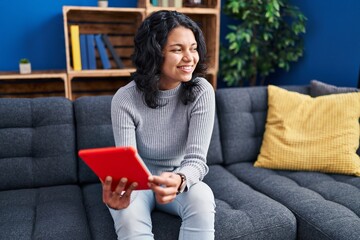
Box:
[0,70,68,98]
[63,2,220,99]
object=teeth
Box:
[179,66,192,70]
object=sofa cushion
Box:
[310,79,358,97]
[74,96,115,184]
[215,86,309,165]
[204,165,296,240]
[227,162,360,240]
[0,185,91,240]
[255,85,360,176]
[0,98,77,190]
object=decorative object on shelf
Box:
[19,58,31,74]
[184,0,202,7]
[220,0,307,86]
[98,0,108,7]
[151,0,159,6]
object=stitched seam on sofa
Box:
[77,123,112,126]
[228,223,295,240]
[79,188,94,239]
[35,123,73,129]
[30,189,39,239]
[30,100,35,187]
[214,105,226,166]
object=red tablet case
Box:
[78,146,151,191]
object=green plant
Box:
[220,0,307,86]
[19,58,30,64]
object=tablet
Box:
[78,146,151,191]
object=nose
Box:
[182,51,192,62]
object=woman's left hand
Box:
[148,172,182,204]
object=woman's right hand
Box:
[102,176,137,210]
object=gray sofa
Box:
[1,85,359,240]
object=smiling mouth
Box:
[177,66,193,72]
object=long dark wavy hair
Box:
[131,10,208,108]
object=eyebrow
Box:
[169,43,197,47]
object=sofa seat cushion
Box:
[81,183,181,240]
[81,165,296,240]
[204,165,296,240]
[227,162,360,240]
[0,185,91,240]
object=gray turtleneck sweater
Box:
[111,77,215,188]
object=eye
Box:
[171,48,181,53]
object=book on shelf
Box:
[174,0,182,7]
[80,34,89,70]
[151,0,159,6]
[70,25,82,71]
[102,34,125,69]
[167,0,183,8]
[86,34,97,70]
[94,34,111,69]
[158,0,169,7]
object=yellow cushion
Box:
[254,85,360,176]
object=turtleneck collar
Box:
[158,83,182,98]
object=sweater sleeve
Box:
[175,80,216,188]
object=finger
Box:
[102,176,113,203]
[109,182,137,210]
[150,183,177,196]
[149,175,177,187]
[113,178,128,197]
[122,182,138,198]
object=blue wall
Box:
[266,0,360,87]
[0,0,136,71]
[1,0,359,87]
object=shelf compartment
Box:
[63,6,145,72]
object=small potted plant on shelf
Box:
[19,58,31,74]
[98,0,108,7]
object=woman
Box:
[102,10,216,240]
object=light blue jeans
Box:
[108,181,216,240]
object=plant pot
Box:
[19,63,31,74]
[98,1,108,7]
